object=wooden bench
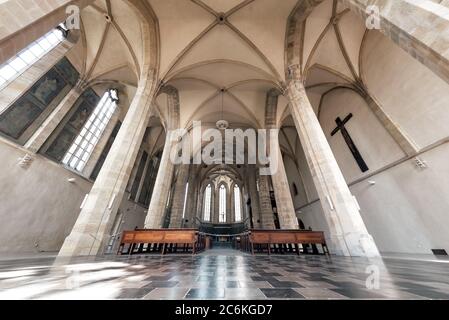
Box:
[249,229,329,255]
[117,229,205,255]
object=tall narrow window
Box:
[203,184,212,222]
[219,185,227,223]
[62,89,118,172]
[234,184,242,222]
[0,24,67,90]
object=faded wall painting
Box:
[44,88,100,161]
[0,57,80,142]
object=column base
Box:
[330,232,380,258]
[58,232,104,257]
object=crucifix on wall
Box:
[331,113,369,173]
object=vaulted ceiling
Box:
[301,0,368,117]
[67,0,386,146]
[66,0,144,115]
[151,0,297,129]
[279,0,371,165]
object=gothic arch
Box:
[285,0,449,84]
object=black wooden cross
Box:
[331,113,369,173]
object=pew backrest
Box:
[249,230,326,245]
[120,229,198,245]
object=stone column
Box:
[242,179,250,225]
[286,77,380,257]
[144,132,176,228]
[169,164,190,228]
[258,172,276,230]
[268,130,299,229]
[197,185,204,223]
[230,185,235,224]
[263,89,297,229]
[241,187,247,223]
[58,71,157,257]
[25,82,84,152]
[213,186,220,224]
[144,86,180,229]
[226,185,231,223]
[185,171,199,227]
[247,167,261,228]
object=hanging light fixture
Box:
[216,88,229,130]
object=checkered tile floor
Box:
[1,250,449,300]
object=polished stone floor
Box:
[1,249,449,300]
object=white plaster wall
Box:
[287,80,449,254]
[350,143,449,254]
[0,139,91,254]
[319,89,405,182]
[291,143,449,254]
[363,30,449,148]
[0,139,147,255]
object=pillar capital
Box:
[286,64,303,83]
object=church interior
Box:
[1,0,449,300]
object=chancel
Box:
[0,0,449,302]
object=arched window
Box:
[219,185,226,223]
[234,184,242,222]
[203,184,212,222]
[63,89,119,172]
[0,24,67,90]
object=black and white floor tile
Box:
[0,250,449,300]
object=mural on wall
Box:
[68,100,93,130]
[44,88,100,162]
[30,69,66,106]
[44,128,77,162]
[0,57,79,142]
[56,57,80,86]
[0,96,42,139]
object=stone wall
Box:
[0,137,146,254]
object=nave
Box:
[1,0,449,302]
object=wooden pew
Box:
[117,229,205,255]
[249,229,329,255]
